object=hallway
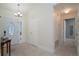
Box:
[0,3,78,56]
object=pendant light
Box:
[14,4,23,17]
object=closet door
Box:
[28,17,39,45]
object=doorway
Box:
[64,18,75,39]
[0,16,22,45]
[64,18,76,47]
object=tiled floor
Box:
[0,42,77,56]
[54,45,77,56]
[11,43,53,56]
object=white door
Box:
[28,17,39,45]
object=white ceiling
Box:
[0,3,31,14]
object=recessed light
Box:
[64,8,71,14]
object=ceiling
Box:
[0,3,32,14]
[54,3,79,13]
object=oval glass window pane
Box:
[9,23,15,35]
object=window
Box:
[9,23,15,35]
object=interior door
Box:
[28,17,39,45]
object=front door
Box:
[1,16,21,45]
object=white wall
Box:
[76,8,79,56]
[26,4,56,53]
[54,11,63,47]
[0,3,56,53]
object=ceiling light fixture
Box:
[14,4,23,17]
[64,8,71,14]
